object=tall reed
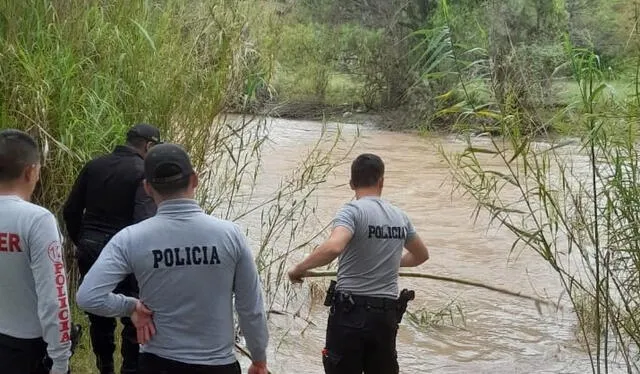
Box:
[436,0,640,370]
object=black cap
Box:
[144,143,194,185]
[127,123,162,144]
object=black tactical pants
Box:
[76,231,140,374]
[323,293,400,374]
[0,332,53,374]
[139,353,241,374]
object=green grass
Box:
[553,79,638,106]
[273,70,364,106]
[406,301,466,329]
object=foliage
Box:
[441,34,640,372]
[274,0,636,130]
[406,300,466,329]
[0,0,356,370]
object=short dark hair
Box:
[350,153,384,188]
[0,129,40,182]
[149,163,191,195]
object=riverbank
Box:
[235,73,639,138]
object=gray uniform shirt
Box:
[76,199,269,365]
[0,195,72,373]
[334,196,416,299]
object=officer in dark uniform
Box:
[63,123,162,374]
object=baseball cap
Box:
[144,143,194,185]
[127,123,162,144]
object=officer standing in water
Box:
[288,153,430,374]
[76,143,270,374]
[0,130,72,374]
[63,123,161,374]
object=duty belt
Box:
[324,280,415,323]
[335,291,398,310]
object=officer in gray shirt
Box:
[0,129,73,374]
[76,143,270,374]
[288,153,430,374]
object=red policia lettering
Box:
[0,232,22,252]
[48,241,71,343]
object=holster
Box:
[323,280,337,307]
[396,289,415,324]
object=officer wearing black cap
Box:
[63,123,162,374]
[76,143,270,374]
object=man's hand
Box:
[287,266,306,284]
[248,361,269,374]
[131,300,156,344]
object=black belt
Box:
[335,291,398,310]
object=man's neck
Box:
[354,188,381,200]
[123,144,144,157]
[0,184,28,201]
[156,192,196,205]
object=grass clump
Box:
[406,301,466,329]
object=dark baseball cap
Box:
[127,123,162,144]
[144,143,194,185]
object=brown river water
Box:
[225,116,626,374]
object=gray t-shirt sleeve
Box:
[232,225,269,362]
[29,212,72,374]
[333,203,359,233]
[76,231,137,318]
[403,212,417,243]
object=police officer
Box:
[288,153,430,374]
[76,143,270,374]
[62,123,162,374]
[0,129,73,374]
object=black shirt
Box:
[63,145,157,245]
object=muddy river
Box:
[229,116,625,374]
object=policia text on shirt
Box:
[151,246,221,268]
[0,129,84,374]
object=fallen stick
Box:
[304,271,563,310]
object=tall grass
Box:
[1,0,354,371]
[436,0,640,370]
[1,0,277,287]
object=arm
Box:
[233,227,269,367]
[29,213,72,374]
[132,180,156,224]
[63,164,89,245]
[290,203,356,279]
[290,226,353,275]
[400,214,429,267]
[76,232,138,317]
[400,235,430,267]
